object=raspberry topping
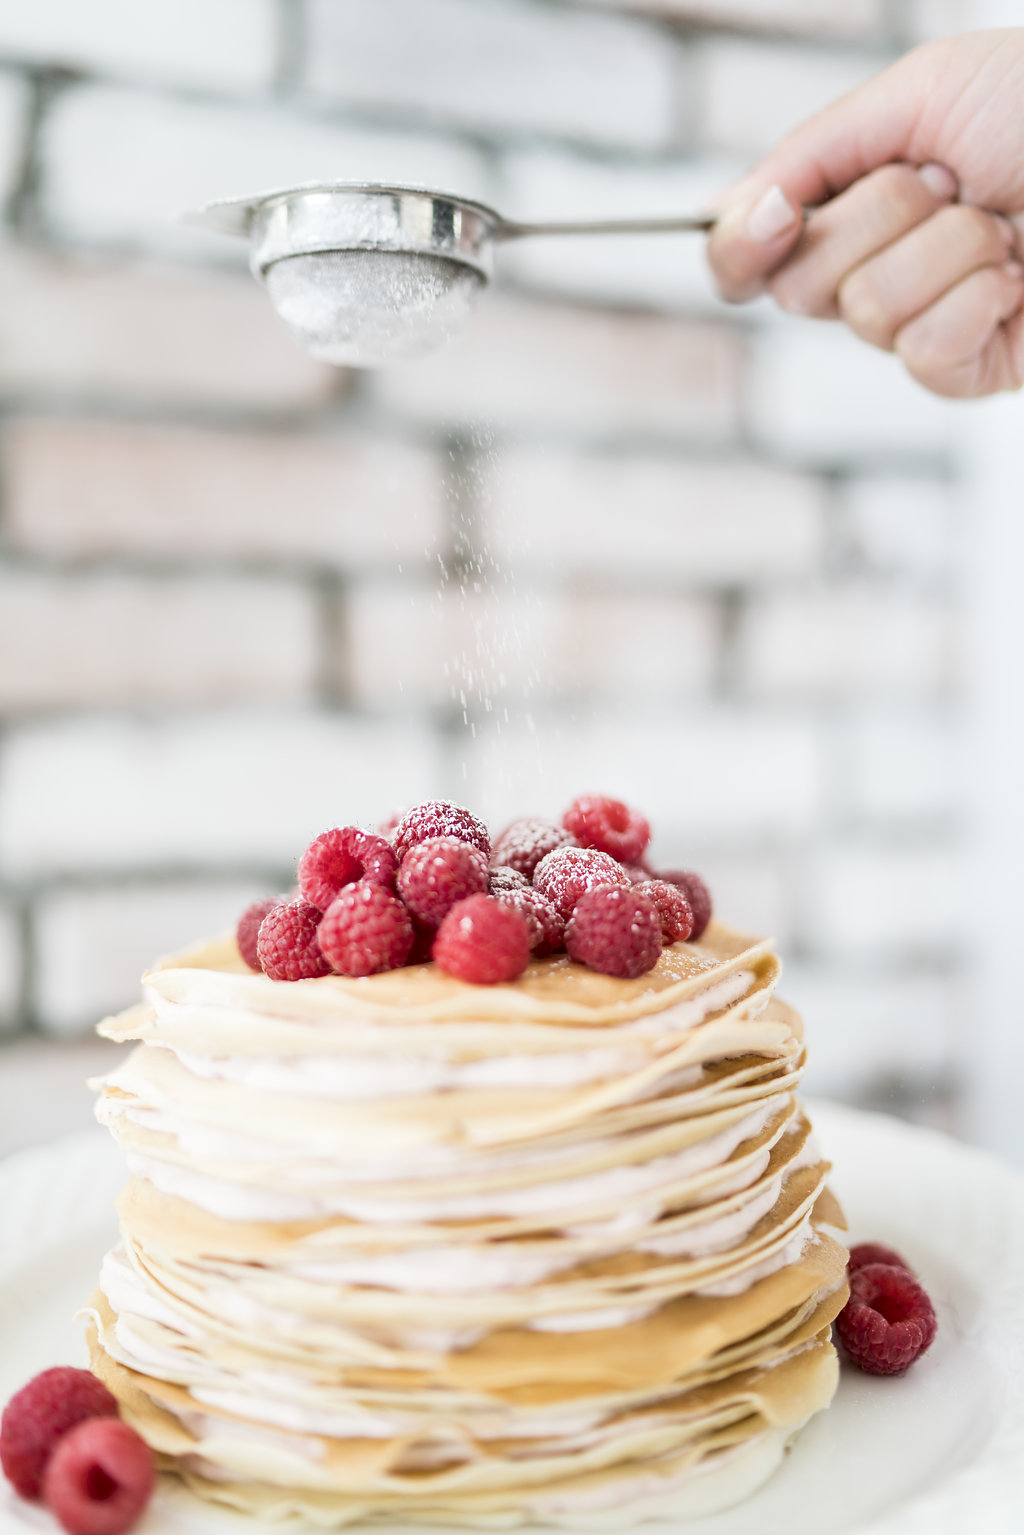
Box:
[397,838,489,927]
[1,1369,118,1501]
[488,865,529,893]
[653,869,712,941]
[639,880,694,943]
[43,1418,154,1535]
[317,881,414,976]
[562,794,651,865]
[298,826,397,911]
[255,901,332,982]
[236,897,279,971]
[493,886,565,955]
[432,895,532,985]
[848,1242,913,1275]
[392,800,490,862]
[533,846,630,920]
[490,818,576,880]
[836,1262,937,1375]
[565,885,663,979]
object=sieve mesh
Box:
[263,250,484,367]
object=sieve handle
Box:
[493,213,718,241]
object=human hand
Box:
[707,28,1024,398]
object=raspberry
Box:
[836,1263,937,1376]
[562,794,650,865]
[255,901,332,982]
[652,869,712,941]
[236,897,279,971]
[43,1418,154,1535]
[392,800,490,862]
[490,818,576,880]
[488,865,529,893]
[397,838,489,926]
[565,885,662,979]
[533,846,630,920]
[297,827,397,911]
[621,863,650,885]
[1,1368,118,1500]
[493,886,565,955]
[638,879,694,943]
[848,1242,913,1276]
[318,881,413,976]
[432,895,532,985]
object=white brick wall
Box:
[0,569,320,710]
[0,713,442,877]
[39,87,492,257]
[576,0,887,38]
[345,578,719,707]
[0,70,28,204]
[839,475,956,578]
[0,901,22,1035]
[840,710,962,822]
[462,710,825,846]
[797,842,960,957]
[738,585,954,697]
[373,295,743,438]
[0,244,335,407]
[33,880,274,1036]
[305,0,678,150]
[694,37,885,156]
[3,418,446,568]
[480,445,826,583]
[0,0,278,92]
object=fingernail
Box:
[746,185,800,243]
[918,162,957,200]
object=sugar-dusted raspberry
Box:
[621,863,650,885]
[1,1368,118,1500]
[565,884,662,979]
[255,901,332,982]
[318,881,413,976]
[562,794,650,865]
[533,846,630,921]
[488,865,529,893]
[639,880,694,944]
[392,800,490,862]
[490,818,576,880]
[43,1418,154,1535]
[493,886,565,955]
[432,895,532,985]
[652,869,712,941]
[837,1263,937,1376]
[848,1242,914,1276]
[397,838,489,926]
[298,826,397,911]
[236,897,279,971]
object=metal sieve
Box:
[188,181,716,367]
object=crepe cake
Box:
[86,919,849,1527]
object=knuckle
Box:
[867,163,932,226]
[837,270,895,348]
[941,203,1006,259]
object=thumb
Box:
[706,47,928,302]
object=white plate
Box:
[1,1102,1023,1535]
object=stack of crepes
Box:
[86,921,849,1528]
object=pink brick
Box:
[0,712,441,876]
[0,242,335,408]
[480,445,825,582]
[576,0,885,37]
[695,38,886,156]
[738,586,955,696]
[461,710,824,843]
[345,579,717,706]
[3,418,446,567]
[33,880,273,1036]
[0,569,319,710]
[372,296,742,439]
[0,0,276,91]
[306,0,676,149]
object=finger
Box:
[895,262,1024,397]
[768,162,958,318]
[838,203,1016,349]
[706,185,804,303]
